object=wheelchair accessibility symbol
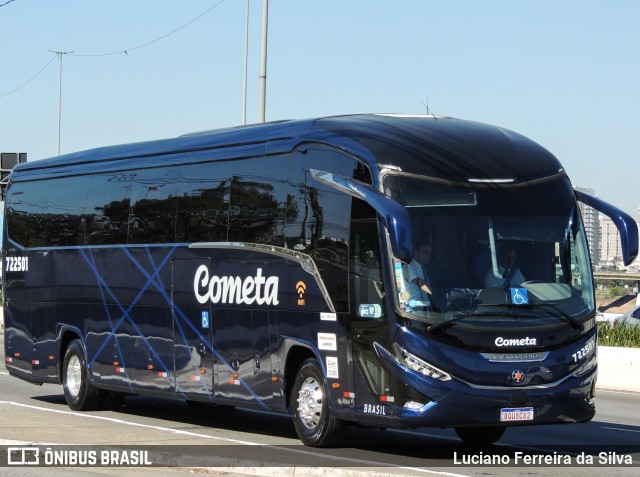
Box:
[510,287,529,305]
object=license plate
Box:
[500,407,534,422]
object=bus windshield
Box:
[383,174,594,330]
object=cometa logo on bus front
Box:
[495,337,537,347]
[193,265,279,305]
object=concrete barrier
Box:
[0,307,637,393]
[597,346,640,393]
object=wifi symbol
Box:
[296,281,307,297]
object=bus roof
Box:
[13,114,564,184]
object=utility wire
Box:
[70,0,228,57]
[0,0,227,99]
[0,56,56,99]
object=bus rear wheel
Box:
[455,426,506,445]
[62,339,104,411]
[291,358,343,447]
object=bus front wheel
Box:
[62,339,104,411]
[291,358,343,447]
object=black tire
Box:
[291,358,343,447]
[62,339,104,411]
[101,391,125,410]
[455,426,506,445]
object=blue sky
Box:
[1,0,638,217]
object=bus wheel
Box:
[454,426,506,445]
[291,358,343,447]
[62,340,104,411]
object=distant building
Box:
[575,189,640,269]
[598,208,640,269]
[575,187,600,265]
[599,215,623,266]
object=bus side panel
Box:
[215,308,280,409]
[252,309,277,406]
[85,304,137,390]
[71,303,106,380]
[215,308,252,403]
[172,257,214,399]
[32,302,57,381]
[203,307,280,410]
[4,300,32,379]
[131,304,174,393]
[172,302,214,398]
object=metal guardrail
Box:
[593,271,640,282]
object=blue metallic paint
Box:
[3,114,629,439]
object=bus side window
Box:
[175,162,231,243]
[85,173,132,246]
[6,182,47,248]
[128,167,179,244]
[46,177,88,246]
[286,148,366,313]
[349,218,384,313]
[228,156,288,246]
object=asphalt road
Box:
[1,333,639,477]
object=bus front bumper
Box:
[359,344,597,429]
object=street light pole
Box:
[258,0,268,123]
[49,50,73,155]
[242,0,250,125]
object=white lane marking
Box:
[598,389,640,396]
[0,400,261,445]
[0,401,470,476]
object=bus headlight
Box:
[572,354,597,377]
[393,343,451,381]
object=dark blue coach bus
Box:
[3,114,638,446]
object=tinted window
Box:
[228,156,289,245]
[286,147,369,312]
[286,148,358,265]
[85,173,132,245]
[175,162,230,243]
[129,168,179,244]
[46,177,88,246]
[6,180,49,247]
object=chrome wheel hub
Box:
[296,376,323,429]
[66,355,82,398]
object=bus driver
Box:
[485,246,525,288]
[406,243,433,312]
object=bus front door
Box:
[172,258,215,399]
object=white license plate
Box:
[500,407,534,422]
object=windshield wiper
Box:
[427,310,536,334]
[533,303,583,330]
